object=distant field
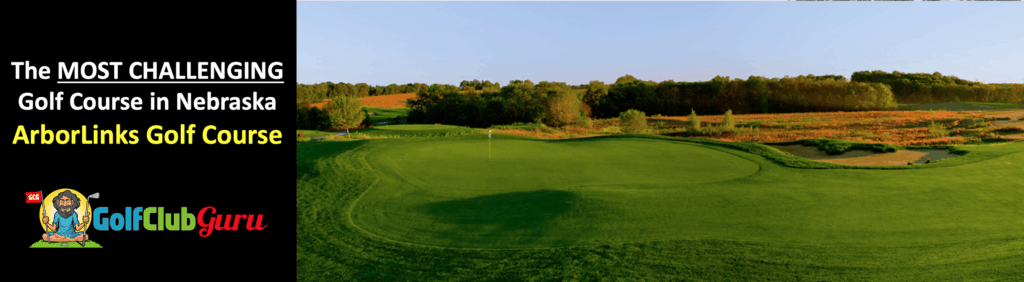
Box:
[364,107,410,123]
[898,102,1024,111]
[360,93,417,108]
[960,101,1024,108]
[297,124,476,140]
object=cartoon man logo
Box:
[42,190,89,242]
[31,188,101,248]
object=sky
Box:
[297,2,1023,86]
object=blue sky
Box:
[297,2,1023,86]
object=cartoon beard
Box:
[56,203,76,219]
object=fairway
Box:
[298,135,1024,280]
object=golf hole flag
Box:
[26,191,42,203]
[488,129,491,138]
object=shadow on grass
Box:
[419,190,581,247]
[296,140,369,180]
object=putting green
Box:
[353,138,758,248]
[346,137,1024,249]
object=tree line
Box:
[295,82,436,105]
[851,70,1024,104]
[299,71,1022,130]
[586,74,896,118]
[404,74,899,127]
[296,79,511,106]
[406,80,586,128]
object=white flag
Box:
[488,129,491,138]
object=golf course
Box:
[296,3,1024,279]
[297,130,1024,281]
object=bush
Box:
[928,121,948,138]
[406,109,426,124]
[721,109,735,129]
[361,109,374,128]
[689,109,701,130]
[296,106,331,130]
[619,109,648,134]
[544,87,582,127]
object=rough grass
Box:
[297,132,1024,281]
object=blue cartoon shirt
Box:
[51,211,82,238]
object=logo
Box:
[31,188,101,248]
[28,189,267,248]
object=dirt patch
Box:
[304,93,419,110]
[770,144,959,166]
[987,111,1024,120]
[360,93,418,108]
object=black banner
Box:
[6,3,296,280]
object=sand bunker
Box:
[770,144,959,166]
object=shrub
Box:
[619,109,648,134]
[689,109,701,130]
[361,109,374,128]
[721,109,735,129]
[296,106,331,130]
[576,117,594,128]
[406,109,426,124]
[928,121,948,138]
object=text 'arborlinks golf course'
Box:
[297,129,1024,280]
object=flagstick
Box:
[489,137,491,160]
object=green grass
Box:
[296,130,339,139]
[489,123,544,130]
[364,107,411,123]
[299,124,476,140]
[958,102,1024,108]
[899,102,1024,111]
[297,135,1024,281]
[356,124,477,137]
[29,240,102,248]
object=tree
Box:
[328,95,365,139]
[355,83,370,97]
[583,80,608,105]
[619,109,647,134]
[615,74,639,85]
[689,109,700,130]
[543,85,582,127]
